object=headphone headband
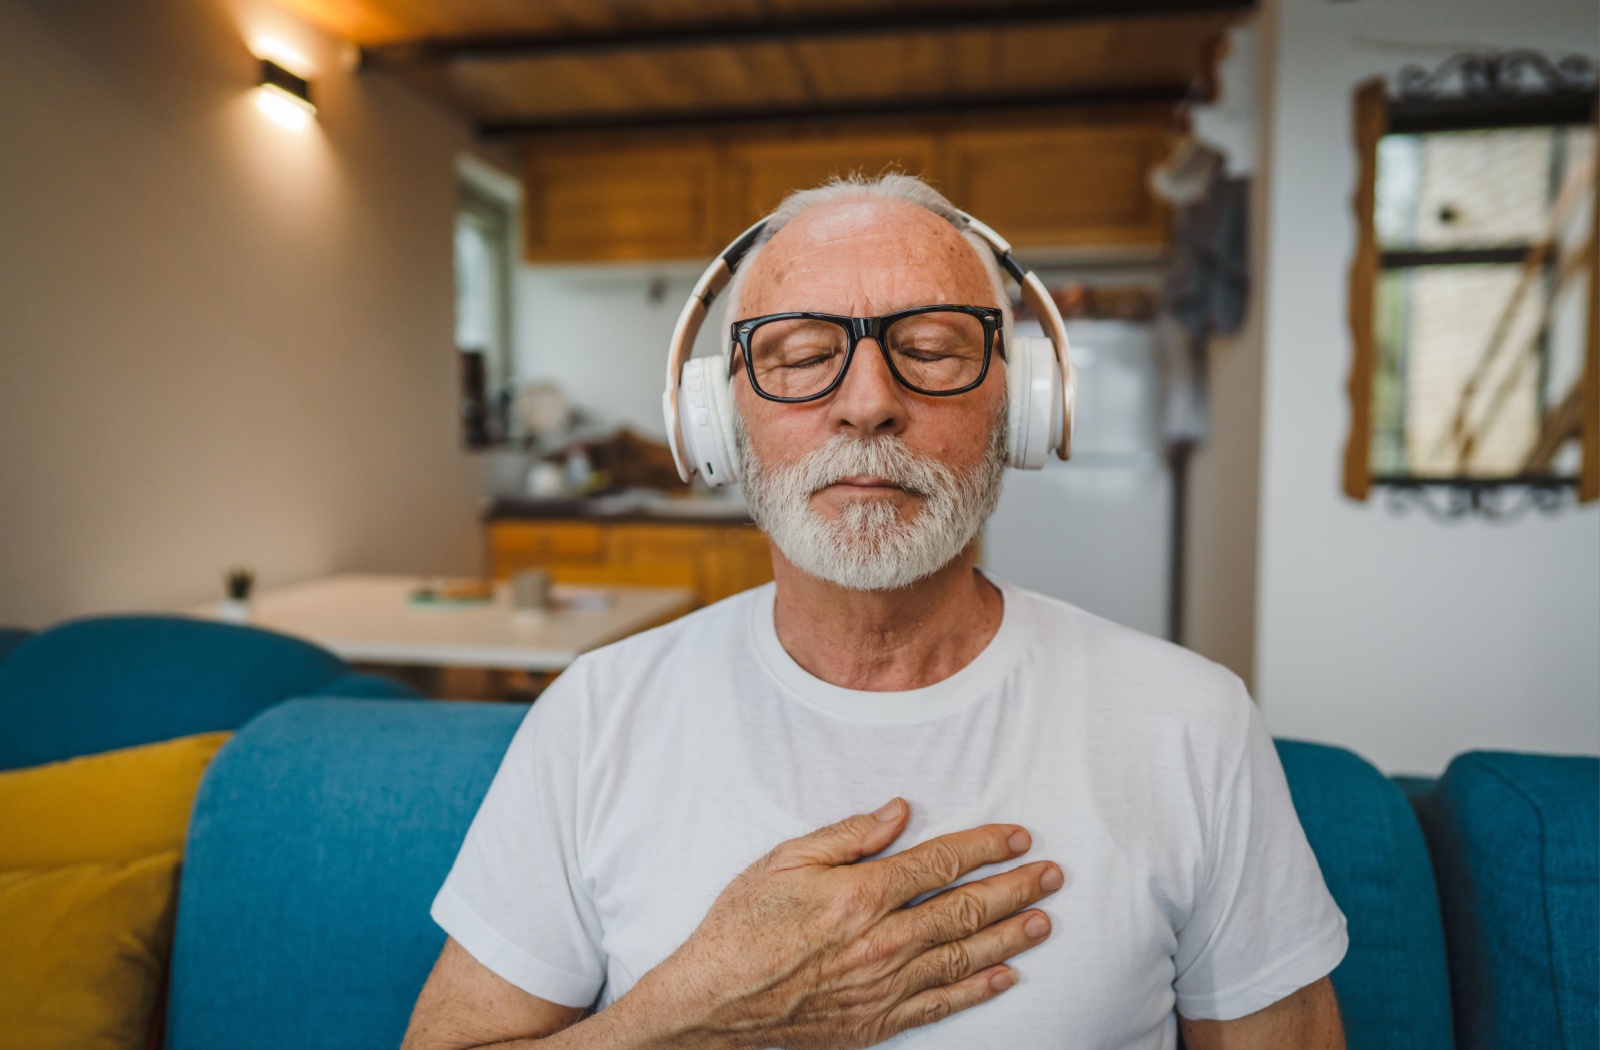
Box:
[662,208,1076,482]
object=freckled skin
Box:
[731,197,1008,526]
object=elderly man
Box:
[404,175,1347,1049]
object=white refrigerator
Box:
[981,318,1172,638]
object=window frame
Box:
[1344,56,1599,510]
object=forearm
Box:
[409,963,739,1050]
[506,982,717,1050]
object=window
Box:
[455,160,517,448]
[1346,53,1598,515]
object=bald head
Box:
[719,173,1013,342]
[735,197,1003,325]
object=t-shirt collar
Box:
[747,574,1028,723]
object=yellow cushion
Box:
[0,850,180,1050]
[0,731,229,870]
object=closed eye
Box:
[782,354,836,370]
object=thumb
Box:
[779,798,909,868]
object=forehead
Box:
[738,197,998,316]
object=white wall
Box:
[1254,0,1600,773]
[514,262,732,442]
[1180,20,1267,687]
[0,0,488,627]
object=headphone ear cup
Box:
[705,363,742,485]
[676,358,741,487]
[1004,336,1062,470]
[1004,332,1031,468]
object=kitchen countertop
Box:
[484,492,756,526]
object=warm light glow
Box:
[255,85,312,130]
[252,36,311,76]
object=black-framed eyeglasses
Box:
[729,304,1005,403]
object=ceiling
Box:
[280,0,1251,136]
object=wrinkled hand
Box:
[635,798,1062,1050]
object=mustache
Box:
[788,434,954,500]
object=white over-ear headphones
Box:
[662,211,1078,486]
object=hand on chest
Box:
[584,771,1198,1040]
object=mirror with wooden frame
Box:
[1345,52,1598,516]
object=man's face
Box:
[731,197,1009,590]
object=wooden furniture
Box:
[185,574,696,698]
[522,117,1171,262]
[486,518,774,608]
[525,144,723,262]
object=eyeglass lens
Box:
[748,310,989,399]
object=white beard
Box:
[734,408,1007,592]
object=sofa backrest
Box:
[1276,739,1455,1049]
[0,614,417,770]
[0,627,32,668]
[1415,751,1599,1050]
[166,698,524,1050]
[169,699,1458,1049]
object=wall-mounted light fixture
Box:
[255,52,315,130]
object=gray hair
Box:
[718,172,1014,352]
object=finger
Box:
[889,861,1062,955]
[883,964,1017,1036]
[896,909,1051,996]
[865,824,1033,909]
[771,798,910,870]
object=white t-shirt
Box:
[432,579,1347,1048]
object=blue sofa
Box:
[5,618,1591,1048]
[160,697,1600,1050]
[1412,753,1599,1049]
[0,614,420,770]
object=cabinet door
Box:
[944,124,1169,247]
[722,134,940,238]
[523,145,721,262]
[488,522,605,578]
[702,526,775,603]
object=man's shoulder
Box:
[1002,580,1252,727]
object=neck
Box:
[769,542,1004,692]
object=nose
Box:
[829,338,907,438]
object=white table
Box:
[187,574,695,673]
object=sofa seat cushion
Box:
[1425,752,1599,1050]
[0,731,230,870]
[0,850,181,1050]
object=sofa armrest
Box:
[167,698,525,1050]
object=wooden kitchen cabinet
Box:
[487,519,774,608]
[523,145,724,262]
[943,123,1170,248]
[721,133,940,236]
[521,116,1168,262]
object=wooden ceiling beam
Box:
[361,0,1251,68]
[475,83,1189,138]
